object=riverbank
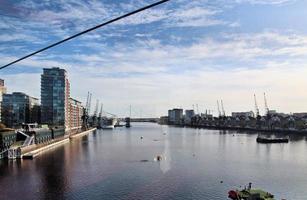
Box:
[22,128,96,159]
[184,124,307,134]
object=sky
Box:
[1,0,307,117]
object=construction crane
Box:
[221,100,226,117]
[93,100,99,117]
[85,92,92,115]
[217,100,221,117]
[254,94,260,117]
[264,92,269,116]
[90,99,99,126]
[82,92,92,130]
[98,103,103,119]
[88,93,92,115]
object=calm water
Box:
[1,123,307,200]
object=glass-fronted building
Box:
[41,67,70,129]
[0,79,7,122]
[1,92,40,128]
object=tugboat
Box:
[228,183,275,200]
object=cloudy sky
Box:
[1,0,307,117]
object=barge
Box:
[256,136,289,143]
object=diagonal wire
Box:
[0,0,171,70]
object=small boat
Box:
[256,136,289,143]
[228,183,275,200]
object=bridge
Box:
[130,118,159,123]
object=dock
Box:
[22,128,96,159]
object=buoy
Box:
[155,155,162,161]
[140,136,143,139]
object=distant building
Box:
[184,109,195,124]
[293,113,307,118]
[1,92,40,127]
[168,108,183,125]
[0,79,7,122]
[232,111,254,118]
[201,113,213,119]
[267,110,277,115]
[41,67,70,129]
[68,98,83,131]
[159,116,168,125]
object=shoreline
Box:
[174,124,307,134]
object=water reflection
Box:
[36,147,68,200]
[1,123,307,200]
[160,138,171,173]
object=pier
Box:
[4,128,97,160]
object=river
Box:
[1,123,307,200]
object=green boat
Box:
[228,183,275,200]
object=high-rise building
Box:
[0,79,7,122]
[41,67,70,129]
[1,92,40,127]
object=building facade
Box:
[1,92,40,127]
[184,109,195,125]
[168,108,183,125]
[68,98,83,131]
[41,67,70,129]
[0,79,7,122]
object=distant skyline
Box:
[1,0,307,117]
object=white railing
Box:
[22,136,34,147]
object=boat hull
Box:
[256,137,289,143]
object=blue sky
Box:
[1,0,307,117]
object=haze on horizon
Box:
[1,0,307,118]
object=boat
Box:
[99,117,117,129]
[256,136,289,143]
[228,183,275,200]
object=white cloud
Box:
[234,0,294,5]
[2,31,307,117]
[0,33,42,43]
